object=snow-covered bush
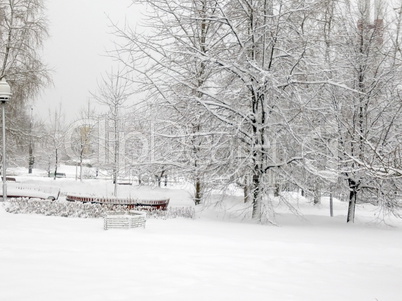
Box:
[4,198,195,219]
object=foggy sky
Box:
[35,0,137,124]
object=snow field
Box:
[1,203,402,301]
[0,173,401,300]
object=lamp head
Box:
[0,78,11,103]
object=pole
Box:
[113,108,119,197]
[28,107,33,173]
[2,102,7,201]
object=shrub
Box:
[4,198,195,219]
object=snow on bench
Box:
[66,195,169,210]
[104,211,146,230]
[1,188,59,201]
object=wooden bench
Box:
[66,195,170,211]
[48,172,66,178]
[104,211,146,230]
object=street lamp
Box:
[0,78,11,201]
[28,107,33,174]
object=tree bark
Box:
[313,180,321,205]
[244,175,250,203]
[252,174,261,220]
[347,178,359,223]
[53,149,58,180]
[195,178,202,205]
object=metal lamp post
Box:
[0,78,11,201]
[28,107,33,174]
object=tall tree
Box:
[191,0,317,221]
[46,105,65,179]
[113,0,332,222]
[112,0,231,205]
[91,68,133,196]
[65,101,98,181]
[0,0,50,165]
[304,0,402,222]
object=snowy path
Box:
[0,206,401,301]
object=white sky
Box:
[35,0,140,123]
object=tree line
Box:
[108,0,402,223]
[4,0,402,224]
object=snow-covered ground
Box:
[0,170,401,300]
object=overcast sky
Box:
[35,0,139,123]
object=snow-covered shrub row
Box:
[145,206,195,219]
[4,198,195,219]
[5,198,105,218]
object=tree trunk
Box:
[244,184,250,203]
[28,145,33,174]
[113,113,119,197]
[195,178,202,205]
[156,170,165,187]
[113,166,117,196]
[313,180,321,205]
[28,107,33,174]
[79,153,83,181]
[347,178,359,223]
[252,174,261,220]
[243,175,250,203]
[53,149,58,180]
[274,183,280,197]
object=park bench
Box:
[66,194,169,210]
[48,172,66,178]
[104,211,146,230]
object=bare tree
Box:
[300,0,402,222]
[91,68,133,196]
[66,100,98,181]
[112,0,231,204]
[46,105,65,179]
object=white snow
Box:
[0,174,401,301]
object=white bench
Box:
[104,211,146,230]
